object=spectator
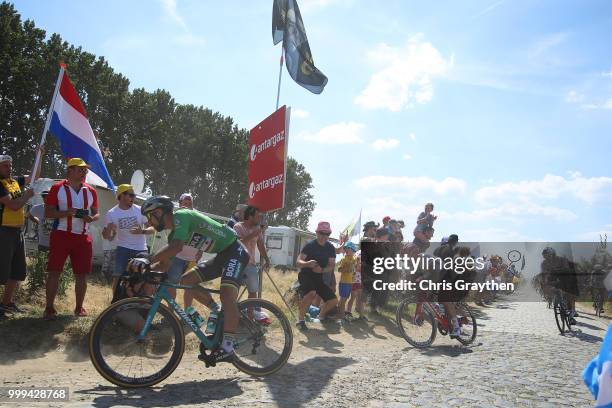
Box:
[102,184,153,292]
[28,190,53,251]
[347,250,365,319]
[414,203,437,242]
[337,241,358,318]
[382,216,391,229]
[362,221,378,241]
[227,203,247,229]
[295,221,339,330]
[44,158,100,320]
[233,205,271,322]
[179,193,193,209]
[0,154,36,319]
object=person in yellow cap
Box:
[44,158,99,320]
[102,184,154,292]
[0,153,42,320]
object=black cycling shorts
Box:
[192,240,250,290]
[0,227,27,284]
[298,270,336,302]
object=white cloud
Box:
[582,99,612,110]
[371,138,400,151]
[602,68,612,78]
[528,32,568,58]
[576,226,612,241]
[565,90,584,104]
[443,202,577,223]
[402,153,412,160]
[292,109,310,119]
[355,175,466,196]
[471,0,506,20]
[354,36,452,111]
[409,133,417,141]
[301,121,365,144]
[475,173,612,205]
[160,0,187,30]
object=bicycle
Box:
[396,292,477,348]
[592,287,606,318]
[553,289,575,334]
[89,269,293,388]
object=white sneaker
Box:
[450,326,462,338]
[254,310,272,325]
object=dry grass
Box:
[0,268,300,360]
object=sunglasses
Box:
[125,193,136,198]
[317,231,331,236]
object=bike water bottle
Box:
[206,310,219,335]
[185,306,205,328]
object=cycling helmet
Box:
[542,247,556,257]
[344,242,358,252]
[141,196,174,216]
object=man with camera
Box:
[44,158,99,320]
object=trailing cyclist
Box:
[129,196,249,364]
[541,247,580,325]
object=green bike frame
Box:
[137,282,224,350]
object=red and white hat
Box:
[315,221,332,234]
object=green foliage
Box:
[0,2,315,228]
[24,250,73,300]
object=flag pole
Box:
[275,47,284,110]
[30,64,65,186]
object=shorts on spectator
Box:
[322,271,335,288]
[0,226,27,284]
[243,264,260,293]
[114,246,145,278]
[47,230,93,274]
[298,270,336,302]
[339,282,352,299]
[352,282,362,291]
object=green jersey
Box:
[168,208,237,254]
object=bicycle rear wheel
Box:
[455,302,477,345]
[553,297,567,334]
[396,298,437,348]
[232,299,293,376]
[89,297,185,388]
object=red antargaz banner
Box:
[248,105,290,212]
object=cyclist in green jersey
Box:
[130,196,249,364]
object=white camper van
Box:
[256,226,317,268]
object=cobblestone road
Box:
[3,297,609,407]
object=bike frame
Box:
[138,282,224,350]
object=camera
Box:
[74,208,89,218]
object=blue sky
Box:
[13,0,612,241]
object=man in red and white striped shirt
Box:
[44,158,99,320]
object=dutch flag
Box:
[584,323,612,407]
[48,70,115,190]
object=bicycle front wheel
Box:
[396,298,437,348]
[232,299,293,376]
[455,302,477,345]
[89,297,185,388]
[553,297,567,334]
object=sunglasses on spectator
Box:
[124,193,136,198]
[317,231,331,236]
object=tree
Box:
[0,2,316,228]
